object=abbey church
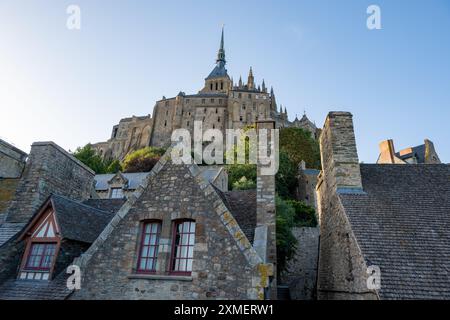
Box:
[92,28,318,160]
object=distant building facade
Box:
[92,29,319,161]
[377,138,441,164]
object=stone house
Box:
[93,166,228,200]
[377,138,441,164]
[316,112,450,299]
[0,119,277,300]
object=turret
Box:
[247,67,255,90]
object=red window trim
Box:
[169,219,195,276]
[23,242,58,271]
[136,220,161,274]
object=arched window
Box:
[170,220,195,275]
[137,221,162,273]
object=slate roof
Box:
[82,198,126,214]
[206,64,228,80]
[215,188,257,243]
[0,222,25,247]
[0,273,72,300]
[395,144,426,163]
[51,195,117,244]
[339,164,450,299]
[94,172,150,191]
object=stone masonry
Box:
[72,151,272,300]
[316,112,377,299]
[5,142,95,224]
[0,139,27,179]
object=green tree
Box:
[280,127,321,169]
[106,159,122,174]
[73,144,108,174]
[122,146,166,173]
[276,196,298,274]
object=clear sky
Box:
[1,0,449,163]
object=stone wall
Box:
[5,142,95,224]
[316,112,377,300]
[280,227,319,300]
[0,179,20,221]
[73,161,263,300]
[0,139,27,179]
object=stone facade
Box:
[73,150,274,300]
[316,112,377,300]
[4,142,95,224]
[92,29,318,161]
[280,227,319,300]
[377,138,441,164]
[296,160,320,211]
[93,115,153,161]
[0,139,27,179]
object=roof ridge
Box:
[51,194,113,217]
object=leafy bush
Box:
[73,144,112,174]
[122,147,166,173]
[286,199,317,227]
[276,196,298,274]
[232,176,256,190]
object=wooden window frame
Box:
[169,219,195,276]
[24,242,58,271]
[136,220,162,274]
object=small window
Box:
[218,116,221,122]
[187,121,190,127]
[219,99,222,104]
[211,98,215,103]
[240,116,243,122]
[164,120,167,127]
[221,82,223,90]
[202,99,205,104]
[248,94,251,99]
[213,124,215,129]
[25,243,57,271]
[210,83,213,90]
[171,220,195,274]
[186,99,190,104]
[137,221,161,273]
[242,104,246,110]
[110,188,124,199]
[215,82,218,90]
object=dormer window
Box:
[19,206,60,281]
[110,187,124,199]
[25,243,57,271]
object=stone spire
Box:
[247,67,255,90]
[262,79,266,93]
[239,76,243,88]
[216,26,226,67]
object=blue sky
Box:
[1,0,449,163]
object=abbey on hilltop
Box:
[92,28,319,160]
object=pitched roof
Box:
[94,172,150,191]
[82,198,126,214]
[216,189,257,244]
[395,144,426,163]
[339,164,450,299]
[0,273,71,300]
[0,222,25,247]
[50,195,117,243]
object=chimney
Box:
[378,139,396,164]
[424,139,441,164]
[319,112,363,193]
[254,120,277,299]
[5,142,95,223]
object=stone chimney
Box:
[378,139,396,164]
[5,142,95,224]
[319,112,362,193]
[424,139,441,164]
[254,120,277,299]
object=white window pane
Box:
[148,246,155,258]
[141,246,149,258]
[144,235,150,245]
[149,235,157,246]
[151,223,158,233]
[189,222,196,233]
[139,258,146,270]
[186,259,193,272]
[189,234,195,246]
[188,246,194,259]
